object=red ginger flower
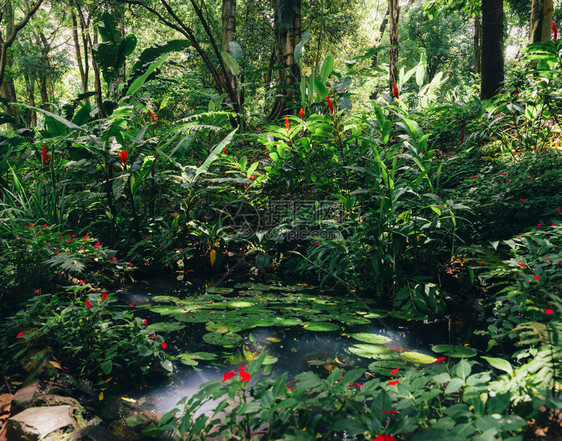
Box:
[326,96,334,114]
[373,435,396,441]
[553,21,558,41]
[161,342,167,349]
[435,356,446,363]
[85,300,92,309]
[41,145,51,165]
[118,150,128,166]
[285,116,290,130]
[299,108,305,119]
[390,368,400,375]
[17,332,24,338]
[545,308,553,315]
[388,380,399,385]
[392,82,399,99]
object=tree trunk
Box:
[23,71,36,126]
[480,0,504,100]
[474,15,482,76]
[222,0,236,52]
[267,0,302,121]
[388,0,400,93]
[530,0,554,43]
[71,10,88,95]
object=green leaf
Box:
[444,378,464,394]
[100,360,112,374]
[294,29,311,66]
[126,56,168,97]
[228,41,243,61]
[319,54,334,83]
[132,40,190,72]
[432,345,477,358]
[481,356,513,375]
[160,359,173,372]
[351,333,391,344]
[401,351,437,364]
[455,360,472,381]
[221,50,240,77]
[195,129,237,178]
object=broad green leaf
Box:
[295,29,312,66]
[221,50,240,77]
[481,356,513,375]
[126,56,168,97]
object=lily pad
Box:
[203,332,243,347]
[148,322,186,332]
[351,333,391,344]
[347,344,397,359]
[301,322,340,332]
[273,317,303,326]
[223,300,255,308]
[431,345,477,358]
[400,351,437,364]
[206,287,234,294]
[173,313,213,323]
[148,305,187,315]
[151,295,181,303]
[206,323,242,334]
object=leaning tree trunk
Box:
[267,0,301,121]
[530,0,554,43]
[388,0,400,94]
[480,0,504,100]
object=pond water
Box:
[107,280,474,419]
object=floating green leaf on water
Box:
[148,305,189,315]
[347,344,397,359]
[351,333,392,344]
[363,311,389,319]
[431,345,477,358]
[206,323,242,333]
[401,351,437,364]
[368,360,406,374]
[301,322,340,332]
[223,300,255,308]
[151,295,181,303]
[202,332,243,347]
[206,287,234,294]
[173,313,213,323]
[148,322,186,332]
[273,317,302,326]
[177,353,199,366]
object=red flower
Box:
[222,372,235,383]
[143,319,148,325]
[392,82,399,99]
[388,380,399,385]
[161,342,167,349]
[222,147,227,154]
[41,145,51,165]
[94,241,100,249]
[118,150,128,166]
[373,435,396,441]
[435,356,446,363]
[382,410,398,414]
[534,275,541,281]
[553,21,558,41]
[129,303,135,307]
[557,209,561,213]
[101,293,108,301]
[240,371,251,382]
[545,308,553,315]
[390,368,400,375]
[85,300,92,309]
[326,96,334,114]
[17,332,24,338]
[129,262,133,267]
[299,108,305,119]
[285,116,290,130]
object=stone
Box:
[11,383,40,414]
[68,425,120,441]
[36,395,83,411]
[6,405,76,441]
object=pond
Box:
[107,280,477,420]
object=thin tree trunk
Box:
[530,0,554,43]
[222,0,236,52]
[71,10,88,94]
[267,0,302,121]
[474,15,482,76]
[23,71,36,126]
[388,0,400,92]
[481,0,504,99]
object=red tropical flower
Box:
[373,435,396,441]
[390,368,400,375]
[85,300,92,309]
[118,150,128,166]
[222,371,236,383]
[435,356,446,363]
[222,147,227,154]
[285,116,290,130]
[17,332,24,338]
[299,108,305,119]
[161,342,167,349]
[143,319,148,325]
[41,145,51,165]
[382,410,398,414]
[534,275,541,281]
[553,21,558,41]
[326,96,334,114]
[388,380,399,385]
[240,371,251,382]
[101,293,108,301]
[392,82,399,99]
[545,308,553,315]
